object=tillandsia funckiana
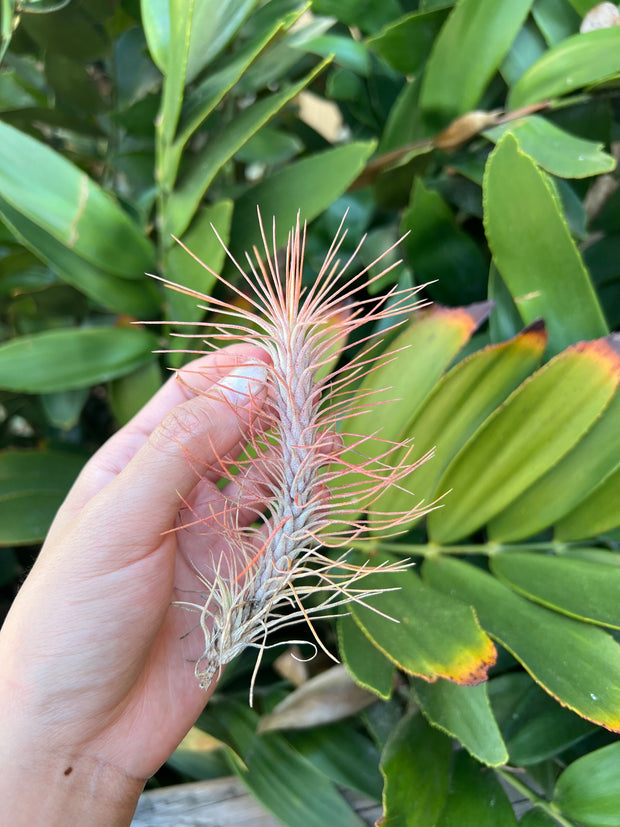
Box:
[159,211,433,697]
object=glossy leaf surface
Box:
[554,742,620,827]
[200,697,365,827]
[491,552,620,629]
[413,678,508,766]
[351,563,496,685]
[423,556,620,731]
[420,0,533,121]
[287,722,383,801]
[0,327,158,392]
[167,60,329,238]
[493,675,597,766]
[509,27,620,108]
[483,134,608,356]
[229,141,376,262]
[367,6,451,75]
[375,322,546,527]
[0,122,154,278]
[555,464,620,540]
[489,390,620,541]
[346,302,492,447]
[428,337,620,543]
[166,200,234,325]
[0,196,159,317]
[338,613,394,699]
[485,115,616,179]
[436,751,517,827]
[401,178,488,306]
[381,711,451,827]
[0,449,86,544]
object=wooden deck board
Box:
[132,774,530,826]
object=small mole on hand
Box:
[64,766,73,776]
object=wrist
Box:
[0,748,145,827]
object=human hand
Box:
[0,343,269,825]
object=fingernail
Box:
[219,361,268,407]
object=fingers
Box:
[46,345,269,543]
[49,358,270,561]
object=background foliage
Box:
[1,0,620,824]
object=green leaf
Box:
[0,196,160,317]
[21,2,109,60]
[176,15,294,146]
[0,449,86,545]
[484,115,616,179]
[495,677,596,766]
[436,751,518,827]
[423,556,620,732]
[1,0,15,64]
[483,133,608,356]
[554,742,620,827]
[375,322,546,528]
[412,678,508,766]
[566,0,604,13]
[336,301,491,525]
[381,711,451,827]
[287,723,383,801]
[303,34,371,76]
[228,141,376,263]
[517,811,560,827]
[492,552,620,630]
[235,127,302,165]
[167,60,329,239]
[500,17,547,86]
[509,27,620,108]
[0,326,158,392]
[351,562,497,685]
[420,0,533,122]
[108,358,162,427]
[199,697,365,827]
[45,53,104,115]
[158,1,191,146]
[348,302,493,448]
[489,390,620,541]
[338,613,394,700]
[165,200,234,325]
[312,0,402,34]
[158,0,259,147]
[0,122,154,278]
[531,0,581,46]
[487,263,522,344]
[184,0,258,84]
[401,179,488,306]
[555,464,620,540]
[40,388,89,430]
[428,337,619,543]
[367,6,451,75]
[140,0,169,72]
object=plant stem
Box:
[348,540,562,557]
[496,769,575,827]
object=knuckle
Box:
[149,402,214,457]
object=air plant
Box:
[160,211,433,698]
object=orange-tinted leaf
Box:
[351,560,496,686]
